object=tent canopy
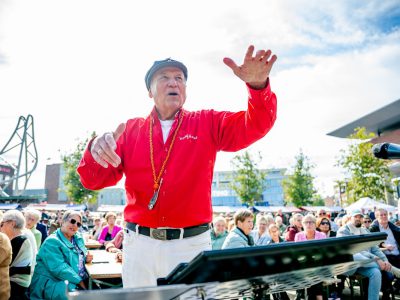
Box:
[26,203,87,211]
[301,206,343,213]
[345,197,396,212]
[253,206,302,213]
[0,203,22,210]
[212,206,241,214]
[97,205,125,212]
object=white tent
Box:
[345,197,396,212]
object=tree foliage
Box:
[230,151,267,207]
[61,133,99,204]
[336,127,392,204]
[283,149,316,207]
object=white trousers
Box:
[122,228,212,288]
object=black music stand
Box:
[68,232,387,300]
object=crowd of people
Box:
[0,208,123,300]
[210,207,400,300]
[2,206,400,299]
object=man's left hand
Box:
[223,45,277,89]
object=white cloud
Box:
[0,0,399,198]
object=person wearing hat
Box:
[77,45,278,288]
[337,209,400,300]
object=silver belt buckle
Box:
[150,228,167,240]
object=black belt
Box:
[126,222,210,240]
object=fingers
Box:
[223,57,239,73]
[91,124,125,168]
[113,123,126,142]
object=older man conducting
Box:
[77,45,278,288]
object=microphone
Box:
[372,143,400,159]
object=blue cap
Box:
[145,58,188,91]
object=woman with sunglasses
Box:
[30,210,93,300]
[316,217,337,237]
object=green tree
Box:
[230,151,267,207]
[336,127,392,204]
[283,149,316,207]
[61,133,99,204]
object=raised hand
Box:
[90,123,126,168]
[223,45,277,89]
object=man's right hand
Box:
[90,123,125,168]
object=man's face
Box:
[376,210,389,226]
[25,215,36,229]
[351,214,363,228]
[149,67,187,119]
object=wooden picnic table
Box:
[85,250,122,289]
[85,239,102,249]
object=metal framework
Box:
[0,114,38,196]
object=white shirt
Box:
[159,119,174,143]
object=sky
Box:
[0,0,399,197]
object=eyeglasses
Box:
[320,221,330,225]
[364,220,372,224]
[69,218,82,227]
[304,221,315,225]
[319,212,327,216]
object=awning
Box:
[253,206,302,213]
[97,205,125,212]
[26,203,87,211]
[300,206,343,213]
[0,203,22,210]
[212,206,242,214]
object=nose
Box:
[167,78,178,87]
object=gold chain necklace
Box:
[148,110,184,210]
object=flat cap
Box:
[145,58,188,91]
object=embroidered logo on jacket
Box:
[179,134,198,141]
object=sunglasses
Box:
[364,220,372,224]
[69,218,82,227]
[320,221,330,225]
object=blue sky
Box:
[0,0,399,197]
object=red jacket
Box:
[77,83,277,228]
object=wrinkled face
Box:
[351,214,363,228]
[237,216,254,235]
[376,210,388,226]
[258,221,267,234]
[149,67,187,119]
[107,215,116,226]
[61,215,82,237]
[303,218,316,232]
[25,215,37,229]
[0,219,14,238]
[214,220,226,234]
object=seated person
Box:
[222,209,254,249]
[1,210,34,300]
[30,210,93,300]
[210,216,228,250]
[337,209,400,300]
[250,215,271,246]
[370,208,400,292]
[98,212,122,245]
[0,216,13,300]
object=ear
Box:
[148,89,153,98]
